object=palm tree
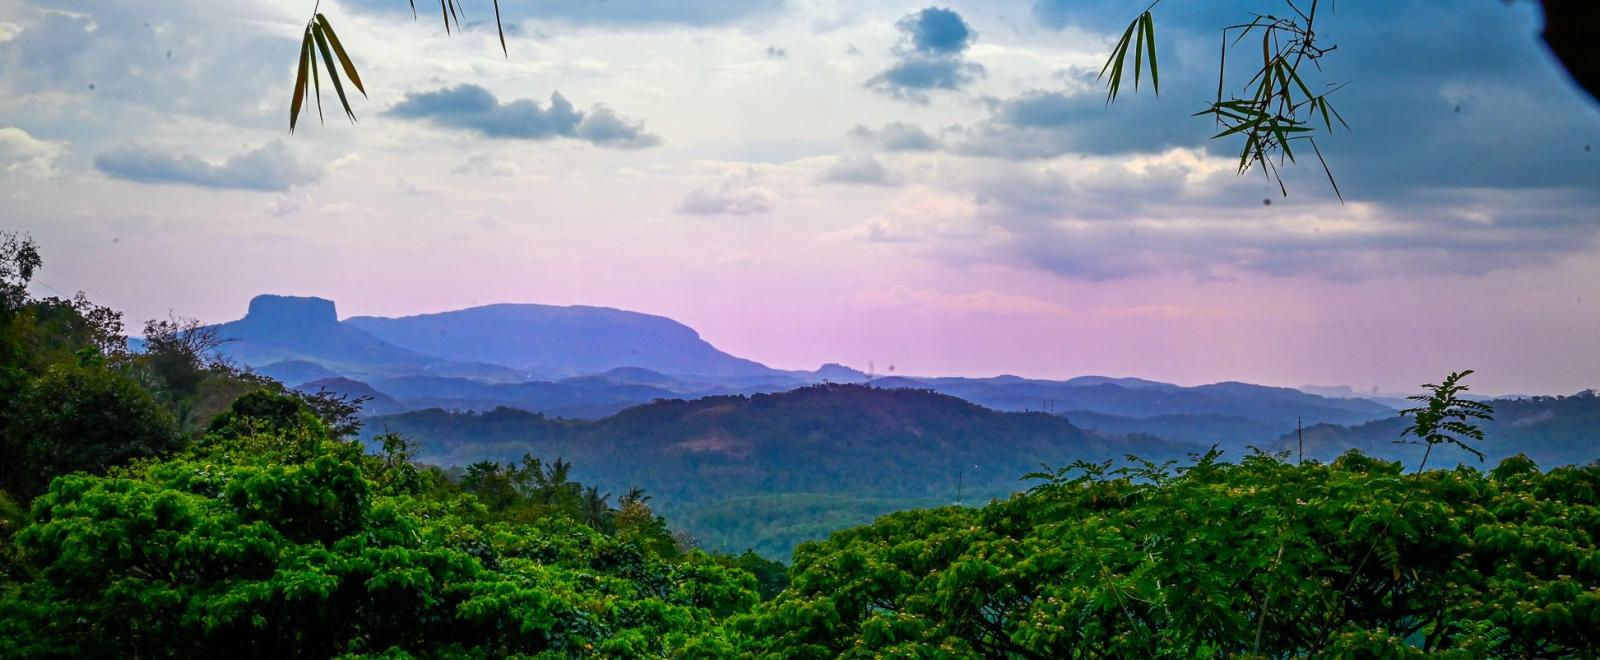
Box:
[620,486,650,507]
[533,457,577,507]
[581,486,613,533]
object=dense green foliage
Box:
[0,391,759,657]
[736,450,1600,656]
[679,494,943,561]
[4,363,182,496]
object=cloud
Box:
[849,122,943,151]
[821,155,896,186]
[1,4,300,124]
[898,7,974,56]
[386,85,659,148]
[342,0,781,26]
[867,59,985,103]
[765,45,787,59]
[676,169,776,215]
[867,6,984,103]
[824,186,997,246]
[0,127,64,178]
[827,150,1600,281]
[93,141,321,192]
[453,154,522,177]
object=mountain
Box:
[294,377,409,416]
[211,295,436,375]
[204,295,1399,437]
[1299,384,1409,409]
[251,359,340,386]
[374,375,682,419]
[367,384,1200,507]
[344,303,778,378]
[1057,410,1289,452]
[1061,375,1179,390]
[813,363,870,383]
[1257,392,1600,469]
[208,295,525,382]
[865,376,1395,430]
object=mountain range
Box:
[207,294,1401,433]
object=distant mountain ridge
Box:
[209,294,790,383]
[204,293,1400,439]
[345,303,775,377]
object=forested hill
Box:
[369,384,1201,507]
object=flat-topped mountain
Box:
[211,295,445,378]
[208,294,784,383]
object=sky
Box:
[1,0,1597,396]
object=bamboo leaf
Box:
[1310,138,1344,203]
[309,30,324,125]
[1101,18,1139,102]
[315,14,365,97]
[492,0,507,57]
[312,22,357,122]
[1272,123,1296,162]
[289,28,311,132]
[1133,15,1143,91]
[1142,12,1158,96]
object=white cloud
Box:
[453,154,522,177]
[0,127,65,178]
[676,169,777,215]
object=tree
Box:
[1399,369,1494,463]
[139,314,228,396]
[0,390,761,657]
[1,363,181,497]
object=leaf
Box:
[1132,15,1143,91]
[289,28,312,132]
[308,29,323,125]
[312,22,357,122]
[1142,12,1158,96]
[492,0,507,57]
[315,14,365,97]
[1100,17,1139,103]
